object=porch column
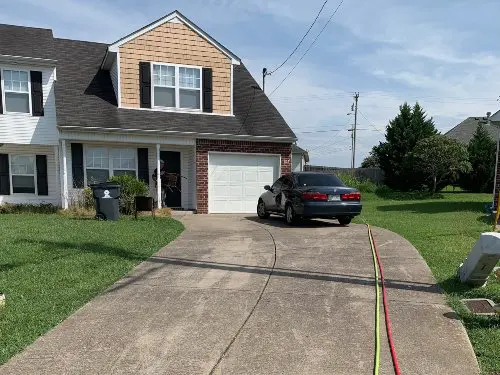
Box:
[156,144,161,209]
[61,140,69,209]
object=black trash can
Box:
[90,183,121,221]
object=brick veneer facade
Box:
[196,139,292,214]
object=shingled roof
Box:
[0,24,55,60]
[53,37,295,140]
[445,117,499,144]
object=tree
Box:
[372,102,438,190]
[411,135,471,193]
[361,152,379,168]
[459,123,496,193]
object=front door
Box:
[160,151,182,208]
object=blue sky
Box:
[2,0,499,167]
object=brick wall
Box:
[119,22,231,113]
[196,139,292,214]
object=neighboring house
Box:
[445,116,497,144]
[0,10,296,214]
[291,144,309,172]
[446,115,500,210]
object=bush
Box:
[0,203,58,214]
[337,172,378,193]
[108,175,149,215]
[68,187,94,209]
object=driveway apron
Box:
[0,215,479,375]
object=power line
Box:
[268,0,345,96]
[358,110,385,135]
[267,0,330,75]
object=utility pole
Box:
[351,92,359,169]
[262,68,268,93]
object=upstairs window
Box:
[152,64,201,111]
[2,69,30,114]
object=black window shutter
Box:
[36,155,48,196]
[30,71,44,116]
[0,70,3,114]
[71,143,84,188]
[139,62,151,108]
[202,68,213,113]
[0,154,10,195]
[137,148,149,185]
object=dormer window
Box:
[152,63,201,111]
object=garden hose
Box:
[367,224,402,375]
[368,224,381,375]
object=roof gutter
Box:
[0,54,57,66]
[58,125,297,143]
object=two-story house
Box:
[0,10,296,214]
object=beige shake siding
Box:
[119,22,231,114]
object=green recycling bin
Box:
[90,183,121,221]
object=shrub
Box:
[0,203,58,214]
[68,187,94,209]
[337,172,378,193]
[108,175,149,215]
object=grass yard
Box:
[0,214,184,365]
[357,192,500,374]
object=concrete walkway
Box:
[1,216,479,374]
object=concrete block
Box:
[458,232,500,286]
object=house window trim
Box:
[1,67,33,115]
[83,145,138,186]
[150,62,203,112]
[9,154,38,195]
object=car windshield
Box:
[297,174,345,187]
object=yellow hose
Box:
[368,224,381,375]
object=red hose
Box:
[370,227,402,375]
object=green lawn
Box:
[0,214,184,365]
[357,192,500,374]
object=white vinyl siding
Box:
[292,153,304,172]
[0,144,60,205]
[0,66,58,145]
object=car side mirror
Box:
[264,185,271,191]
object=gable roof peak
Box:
[107,10,240,65]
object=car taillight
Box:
[341,192,361,201]
[301,192,328,201]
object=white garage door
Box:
[208,153,280,213]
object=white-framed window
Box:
[1,69,31,114]
[84,147,137,185]
[152,63,201,110]
[10,155,36,194]
[111,149,136,177]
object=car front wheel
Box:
[257,200,270,219]
[285,204,296,225]
[338,216,352,226]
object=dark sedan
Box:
[257,172,362,225]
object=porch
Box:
[59,132,197,211]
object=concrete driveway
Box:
[1,215,479,375]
